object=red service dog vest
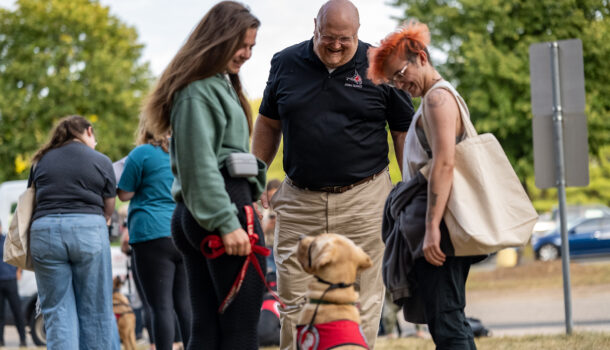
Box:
[296,319,369,350]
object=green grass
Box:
[467,259,610,291]
[260,332,610,350]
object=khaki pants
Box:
[270,170,392,349]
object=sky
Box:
[0,0,407,99]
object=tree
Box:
[391,0,610,181]
[0,0,152,181]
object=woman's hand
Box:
[423,226,446,266]
[222,228,251,256]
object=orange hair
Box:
[367,21,431,84]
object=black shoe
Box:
[19,340,27,347]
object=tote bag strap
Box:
[420,80,477,142]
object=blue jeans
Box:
[30,214,120,350]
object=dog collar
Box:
[308,298,356,306]
[314,275,353,289]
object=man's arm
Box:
[251,114,282,167]
[251,114,282,208]
[390,130,406,173]
[116,189,134,202]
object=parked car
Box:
[532,204,610,239]
[532,217,610,261]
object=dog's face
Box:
[297,233,372,283]
[113,276,124,291]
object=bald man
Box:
[252,1,414,348]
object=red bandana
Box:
[296,319,369,350]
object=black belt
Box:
[286,168,387,194]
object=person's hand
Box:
[260,190,270,209]
[222,228,251,256]
[120,231,131,255]
[423,226,446,266]
[252,202,263,220]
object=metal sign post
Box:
[530,38,589,336]
[549,42,572,335]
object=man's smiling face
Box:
[312,6,359,69]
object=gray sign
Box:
[532,113,589,189]
[529,39,589,189]
[530,39,586,117]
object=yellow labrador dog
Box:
[295,233,372,350]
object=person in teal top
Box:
[119,143,175,243]
[141,2,266,349]
[117,119,191,350]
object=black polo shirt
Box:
[260,39,414,188]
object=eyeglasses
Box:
[317,31,355,45]
[388,62,409,87]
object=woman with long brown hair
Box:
[142,2,266,349]
[29,115,119,349]
[117,117,190,350]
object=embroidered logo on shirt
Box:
[345,70,363,88]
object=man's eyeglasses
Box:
[318,32,355,45]
[388,62,409,87]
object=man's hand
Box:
[423,226,446,266]
[222,228,251,256]
[260,191,270,209]
[120,231,131,255]
[252,202,263,219]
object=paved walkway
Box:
[466,282,610,336]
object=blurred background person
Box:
[117,117,191,350]
[28,115,119,350]
[0,219,27,347]
[262,179,280,273]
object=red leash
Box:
[200,205,285,313]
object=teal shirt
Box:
[118,144,175,243]
[170,74,266,235]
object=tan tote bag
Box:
[420,83,538,256]
[4,185,35,270]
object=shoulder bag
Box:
[4,184,35,270]
[420,83,538,256]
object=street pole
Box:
[550,41,573,335]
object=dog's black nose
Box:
[298,234,306,241]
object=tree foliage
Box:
[0,0,152,181]
[391,0,610,181]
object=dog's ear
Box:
[357,247,372,270]
[358,254,372,270]
[311,243,335,270]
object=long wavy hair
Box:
[135,114,169,152]
[143,1,260,136]
[367,20,431,84]
[32,115,92,163]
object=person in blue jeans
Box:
[117,118,191,350]
[0,221,27,347]
[28,115,120,350]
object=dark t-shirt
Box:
[29,142,116,221]
[259,39,414,188]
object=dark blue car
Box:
[532,217,610,261]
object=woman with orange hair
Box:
[369,22,480,349]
